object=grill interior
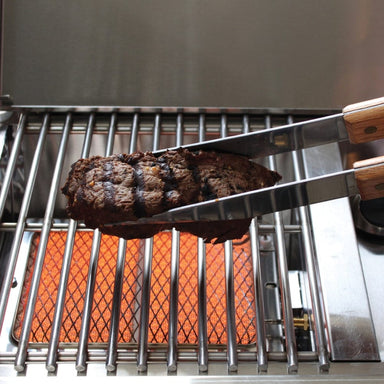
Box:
[0,105,380,377]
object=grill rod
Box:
[224,240,238,372]
[0,222,303,234]
[46,112,95,372]
[289,113,330,372]
[167,113,183,372]
[266,115,298,373]
[15,113,72,371]
[167,228,180,372]
[136,113,161,372]
[220,114,239,372]
[136,238,153,371]
[250,218,268,372]
[106,233,127,371]
[197,238,208,371]
[245,114,268,373]
[106,113,139,371]
[197,113,208,372]
[137,112,167,372]
[75,113,117,372]
[0,113,49,334]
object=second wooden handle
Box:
[353,156,384,200]
[343,96,384,144]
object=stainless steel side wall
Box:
[2,0,384,108]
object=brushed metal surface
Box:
[303,144,380,361]
[2,0,384,108]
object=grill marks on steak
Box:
[130,155,158,218]
[62,148,281,243]
[103,161,115,210]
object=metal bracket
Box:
[0,96,14,159]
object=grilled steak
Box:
[62,148,281,243]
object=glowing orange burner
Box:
[13,231,257,346]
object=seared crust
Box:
[62,148,281,243]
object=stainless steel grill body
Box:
[0,105,383,382]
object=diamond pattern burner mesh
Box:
[13,231,256,346]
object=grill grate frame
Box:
[0,105,342,375]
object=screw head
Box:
[364,126,377,134]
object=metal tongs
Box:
[107,97,384,226]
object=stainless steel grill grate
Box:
[0,105,380,378]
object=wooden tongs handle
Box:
[354,156,384,200]
[343,96,384,143]
[343,97,384,200]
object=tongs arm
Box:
[152,96,384,159]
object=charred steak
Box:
[62,148,281,243]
